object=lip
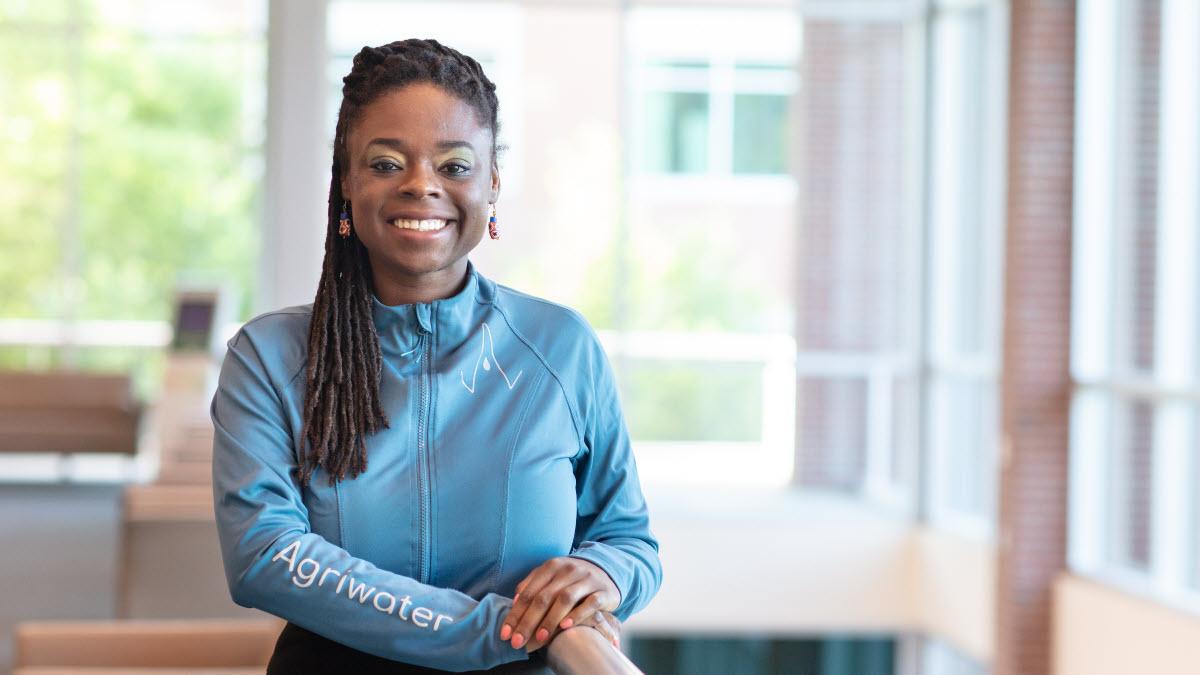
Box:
[385,213,458,222]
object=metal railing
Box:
[546,626,644,675]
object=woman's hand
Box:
[500,557,620,653]
[567,609,622,649]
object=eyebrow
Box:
[365,138,475,152]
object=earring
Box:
[488,203,499,240]
[338,200,352,238]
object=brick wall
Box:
[995,1,1077,674]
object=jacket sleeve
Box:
[211,330,526,672]
[566,338,663,621]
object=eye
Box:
[442,162,471,176]
[370,159,402,172]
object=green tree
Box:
[0,5,263,383]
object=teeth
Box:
[390,218,449,231]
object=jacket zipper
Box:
[416,329,432,584]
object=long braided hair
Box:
[299,39,501,487]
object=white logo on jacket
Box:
[460,323,522,393]
[270,540,455,631]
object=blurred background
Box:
[0,0,1197,673]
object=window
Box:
[627,635,895,675]
[733,87,790,174]
[635,59,795,176]
[925,2,1008,535]
[0,0,265,385]
[621,7,800,485]
[919,636,990,675]
[792,0,1007,523]
[1071,0,1200,603]
[792,10,921,502]
[628,7,798,181]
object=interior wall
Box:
[1053,574,1200,675]
[910,529,996,662]
[0,486,123,675]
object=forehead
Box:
[348,82,492,150]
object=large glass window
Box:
[791,0,1007,525]
[0,0,266,385]
[792,11,921,503]
[628,635,895,675]
[623,7,799,485]
[733,89,790,174]
[642,87,709,174]
[317,1,1010,502]
[635,57,794,177]
[926,2,1007,534]
[920,637,990,675]
[1071,0,1200,603]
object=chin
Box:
[389,254,465,277]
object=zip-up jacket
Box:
[211,260,662,672]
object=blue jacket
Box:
[211,260,662,671]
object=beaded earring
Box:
[338,201,352,238]
[488,203,499,240]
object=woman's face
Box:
[340,82,499,295]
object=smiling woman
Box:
[340,84,499,305]
[210,39,662,675]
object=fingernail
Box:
[500,625,512,640]
[559,618,574,629]
[513,593,520,603]
[512,633,526,649]
[536,628,549,642]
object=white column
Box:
[1068,0,1119,574]
[260,0,329,313]
[1151,0,1200,591]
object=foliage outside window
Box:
[0,0,265,381]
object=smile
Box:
[389,218,453,232]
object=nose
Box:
[399,162,441,199]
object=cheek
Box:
[456,184,490,217]
[344,175,365,208]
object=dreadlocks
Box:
[298,39,500,486]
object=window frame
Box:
[1070,0,1200,609]
[922,0,1010,539]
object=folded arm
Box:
[211,331,525,672]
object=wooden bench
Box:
[13,618,282,674]
[0,371,141,456]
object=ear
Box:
[489,163,501,204]
[340,169,351,201]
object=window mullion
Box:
[1150,0,1200,592]
[709,59,733,175]
[1069,0,1121,574]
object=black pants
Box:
[266,621,553,675]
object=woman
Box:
[211,39,662,673]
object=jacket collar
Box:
[370,259,494,358]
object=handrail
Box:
[545,626,644,675]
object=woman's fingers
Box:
[513,570,588,652]
[573,608,622,648]
[501,557,621,651]
[502,559,575,648]
[558,592,607,634]
[522,580,595,652]
[600,611,622,648]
